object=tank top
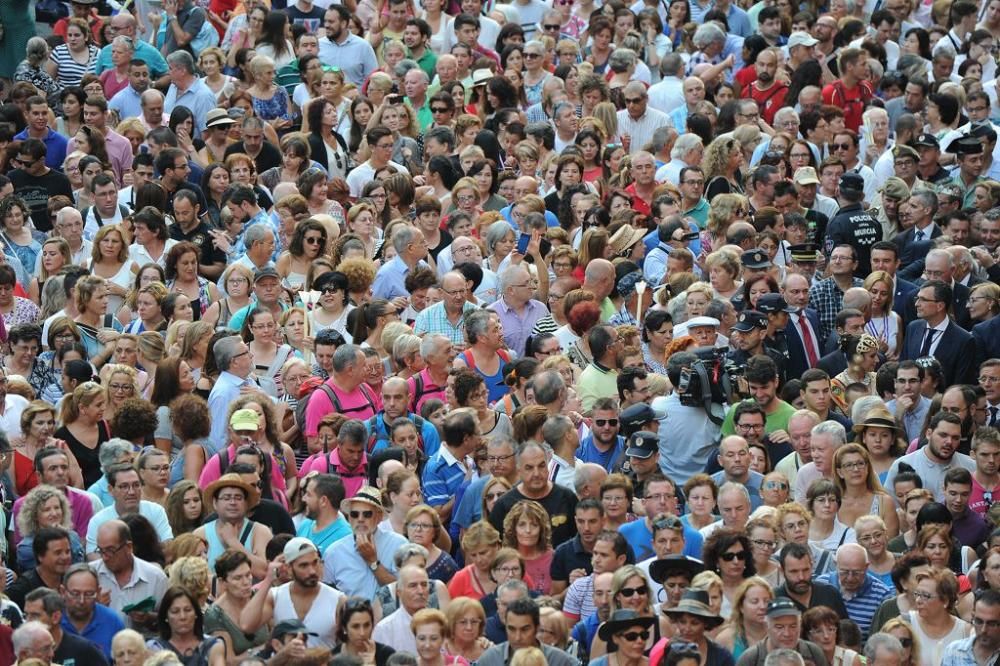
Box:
[273,582,342,649]
[907,610,972,666]
[461,349,509,405]
[204,518,255,571]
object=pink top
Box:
[198,444,289,509]
[298,447,368,498]
[303,379,377,438]
[406,367,446,415]
[523,549,555,595]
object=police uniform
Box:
[948,135,986,208]
[825,172,882,276]
[913,133,953,184]
[730,249,772,313]
[727,310,788,384]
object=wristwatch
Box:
[368,561,378,572]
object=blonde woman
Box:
[444,597,489,664]
[834,443,899,538]
[28,237,71,305]
[881,617,921,666]
[203,264,254,330]
[56,382,111,488]
[969,281,1000,324]
[703,193,749,254]
[199,47,238,104]
[864,271,902,358]
[247,54,293,132]
[715,577,773,659]
[590,565,657,660]
[110,628,150,666]
[704,249,741,300]
[702,136,745,198]
[101,363,140,422]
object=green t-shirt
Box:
[720,398,797,436]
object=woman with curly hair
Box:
[0,196,46,279]
[165,241,219,323]
[702,193,748,255]
[169,394,213,484]
[502,499,554,595]
[101,363,140,422]
[702,135,745,198]
[830,333,880,412]
[337,256,378,306]
[702,527,756,618]
[16,484,86,570]
[704,249,741,301]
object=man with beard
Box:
[971,428,1000,519]
[886,412,975,502]
[59,564,125,659]
[109,60,150,122]
[243,537,345,649]
[323,486,408,597]
[373,565,431,653]
[775,543,849,617]
[317,4,378,86]
[295,473,351,556]
[940,589,1000,665]
[740,48,788,126]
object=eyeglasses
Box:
[980,376,1000,384]
[619,631,650,642]
[408,522,435,531]
[625,97,645,105]
[912,590,936,601]
[95,542,128,557]
[494,566,522,575]
[66,590,98,600]
[618,585,648,598]
[486,454,515,463]
[543,23,561,30]
[838,461,867,471]
[858,531,886,544]
[431,107,450,113]
[720,550,748,562]
[763,481,788,490]
[524,52,542,59]
[109,383,133,393]
[350,510,374,519]
[751,539,777,549]
[595,419,618,427]
[304,236,324,245]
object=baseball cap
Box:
[282,537,318,565]
[230,409,261,432]
[787,31,819,49]
[626,431,659,459]
[767,598,801,619]
[756,293,795,314]
[271,619,318,641]
[732,310,768,332]
[792,166,820,186]
[254,267,281,283]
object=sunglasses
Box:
[304,236,324,244]
[619,631,650,642]
[431,107,450,113]
[619,585,648,598]
[543,23,561,30]
[349,510,374,519]
[720,550,748,562]
[831,143,851,151]
[595,419,618,427]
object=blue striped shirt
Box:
[422,446,472,507]
[815,571,894,638]
[414,300,479,346]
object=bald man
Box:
[500,176,560,229]
[816,543,894,639]
[582,259,616,321]
[616,81,671,155]
[626,151,657,216]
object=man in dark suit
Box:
[900,280,976,385]
[782,273,823,380]
[903,248,973,330]
[973,317,1000,366]
[870,241,919,324]
[895,189,943,281]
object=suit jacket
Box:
[895,224,942,273]
[901,318,976,385]
[974,316,1000,366]
[903,280,972,330]
[785,308,823,380]
[893,278,918,323]
[818,349,847,378]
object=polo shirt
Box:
[108,85,144,122]
[14,127,67,170]
[323,527,408,598]
[720,398,796,437]
[885,447,976,503]
[90,556,169,628]
[95,39,168,77]
[619,517,703,561]
[550,535,594,584]
[317,33,379,86]
[373,606,417,654]
[409,47,437,79]
[164,77,217,135]
[423,446,472,507]
[60,603,126,659]
[775,580,849,618]
[578,362,619,413]
[814,571,894,638]
[296,514,353,555]
[710,470,765,510]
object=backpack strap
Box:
[239,520,253,544]
[218,447,230,475]
[366,415,383,454]
[461,349,476,370]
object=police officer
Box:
[825,172,882,276]
[727,310,787,384]
[731,248,772,313]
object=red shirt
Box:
[821,79,875,132]
[741,81,789,126]
[625,183,652,217]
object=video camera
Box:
[676,346,746,423]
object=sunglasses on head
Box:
[350,510,374,519]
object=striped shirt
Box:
[49,44,99,88]
[815,571,894,639]
[414,300,479,346]
[422,446,473,507]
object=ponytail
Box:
[351,299,392,342]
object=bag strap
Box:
[239,519,253,544]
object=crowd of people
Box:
[0,0,999,664]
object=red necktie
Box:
[798,313,819,367]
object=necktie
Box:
[916,229,925,241]
[798,313,819,367]
[990,406,999,427]
[920,328,937,357]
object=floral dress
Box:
[252,86,293,122]
[14,62,62,108]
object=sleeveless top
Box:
[203,603,268,656]
[145,636,222,666]
[906,610,972,666]
[103,261,134,316]
[215,298,235,331]
[168,278,211,321]
[204,518,255,572]
[461,349,508,405]
[273,582,341,649]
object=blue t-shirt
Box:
[296,514,353,555]
[60,603,125,659]
[577,435,625,473]
[619,518,703,561]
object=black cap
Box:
[788,243,819,263]
[947,135,984,155]
[253,267,281,283]
[913,133,940,149]
[732,310,768,332]
[621,403,666,430]
[741,248,771,269]
[767,598,801,618]
[64,360,96,383]
[971,121,998,143]
[756,293,794,314]
[271,619,318,640]
[839,172,865,192]
[625,431,659,458]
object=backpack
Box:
[365,414,427,454]
[409,373,443,413]
[85,204,130,231]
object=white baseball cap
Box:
[787,31,819,49]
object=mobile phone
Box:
[516,234,531,254]
[387,94,404,105]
